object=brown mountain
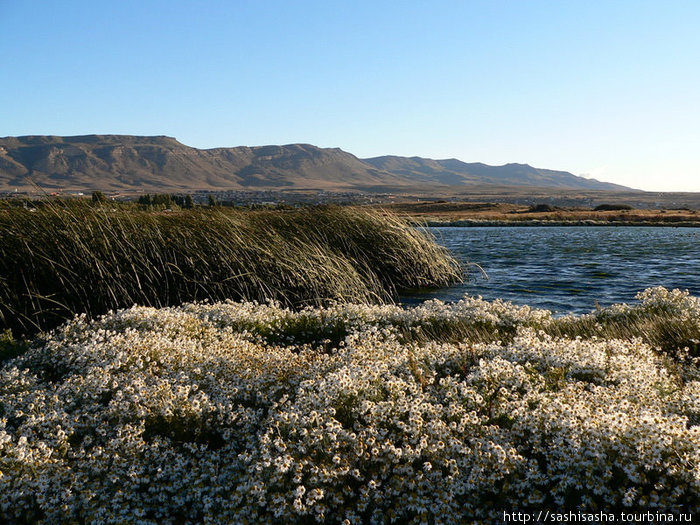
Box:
[363,156,631,190]
[0,135,631,192]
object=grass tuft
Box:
[0,202,462,337]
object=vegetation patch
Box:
[0,202,461,337]
[528,203,557,212]
[593,203,634,211]
[0,288,698,523]
[0,330,27,364]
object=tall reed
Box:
[0,202,462,337]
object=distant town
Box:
[0,189,399,207]
[2,187,700,211]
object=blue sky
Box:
[2,1,699,191]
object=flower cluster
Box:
[636,286,700,320]
[0,289,699,523]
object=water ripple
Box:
[403,226,700,314]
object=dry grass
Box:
[0,202,462,337]
[380,201,700,224]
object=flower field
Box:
[1,288,699,523]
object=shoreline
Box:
[377,200,700,228]
[417,218,700,227]
[381,201,700,228]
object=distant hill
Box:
[363,156,630,190]
[0,135,632,192]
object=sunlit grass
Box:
[0,202,462,337]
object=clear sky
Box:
[2,1,699,191]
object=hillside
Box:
[364,156,630,190]
[0,135,631,192]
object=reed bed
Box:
[0,203,462,337]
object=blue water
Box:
[403,226,700,314]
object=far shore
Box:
[420,219,700,227]
[375,201,700,227]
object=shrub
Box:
[593,204,633,211]
[0,288,698,523]
[528,203,556,212]
[91,191,107,204]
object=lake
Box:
[403,226,700,313]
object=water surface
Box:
[404,226,700,314]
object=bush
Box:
[91,191,107,204]
[594,203,633,211]
[528,203,556,212]
[0,289,698,522]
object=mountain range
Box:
[0,135,632,192]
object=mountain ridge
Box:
[0,135,633,192]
